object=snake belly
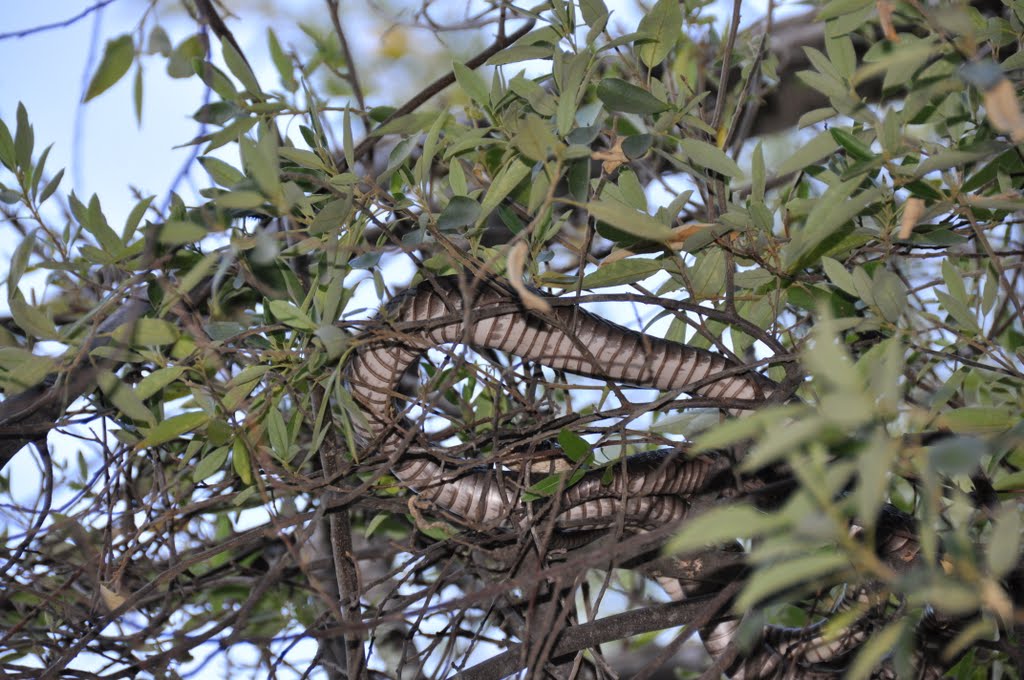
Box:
[345,274,773,526]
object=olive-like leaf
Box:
[596,78,671,114]
[84,35,135,102]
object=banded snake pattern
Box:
[345,274,952,678]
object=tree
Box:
[0,0,1022,678]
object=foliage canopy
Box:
[0,0,1022,678]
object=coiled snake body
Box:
[345,274,935,678]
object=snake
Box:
[344,273,947,677]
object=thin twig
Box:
[326,0,368,128]
[0,0,118,41]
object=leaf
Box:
[822,257,857,297]
[636,0,682,68]
[268,300,317,331]
[557,430,591,463]
[679,138,743,177]
[830,127,874,161]
[139,411,210,448]
[199,156,244,187]
[775,130,839,177]
[735,553,849,610]
[221,37,261,95]
[935,291,980,334]
[8,229,35,293]
[667,505,784,553]
[96,370,155,425]
[846,619,909,680]
[214,190,266,211]
[872,269,907,323]
[111,318,180,346]
[583,258,664,288]
[579,0,609,27]
[84,34,135,102]
[309,194,352,237]
[476,158,531,227]
[9,292,58,340]
[525,470,585,499]
[38,168,64,204]
[586,198,675,242]
[135,366,186,400]
[158,220,208,245]
[938,407,1015,435]
[986,503,1022,578]
[193,445,229,482]
[233,438,253,484]
[453,61,490,108]
[596,78,671,114]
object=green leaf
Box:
[96,370,155,425]
[667,505,784,553]
[822,257,857,297]
[221,37,261,95]
[0,348,56,391]
[9,292,58,340]
[586,198,675,242]
[215,190,267,211]
[579,0,608,27]
[939,407,1015,434]
[830,127,874,161]
[167,34,207,78]
[775,130,839,177]
[139,411,210,448]
[193,445,229,482]
[135,366,186,400]
[438,196,481,231]
[453,61,490,108]
[8,229,35,294]
[38,168,64,204]
[240,131,280,200]
[636,0,682,68]
[84,34,135,102]
[268,300,317,331]
[267,28,297,92]
[735,553,849,610]
[741,415,826,471]
[309,195,353,236]
[525,470,585,499]
[935,291,980,334]
[199,156,244,187]
[557,430,591,464]
[596,78,671,114]
[986,503,1022,578]
[846,619,909,680]
[871,269,907,323]
[581,258,665,288]
[158,220,208,245]
[477,158,531,227]
[679,139,743,177]
[111,318,180,346]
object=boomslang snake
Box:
[345,274,947,678]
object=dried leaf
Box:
[592,136,627,174]
[507,241,551,313]
[877,0,899,42]
[984,78,1024,142]
[898,197,924,239]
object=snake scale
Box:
[345,274,943,678]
